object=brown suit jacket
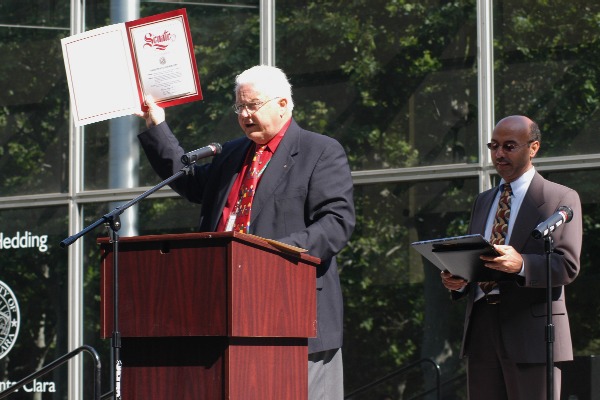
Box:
[458,171,582,363]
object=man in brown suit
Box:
[441,115,582,400]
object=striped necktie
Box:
[480,183,512,294]
[490,183,512,246]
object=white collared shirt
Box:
[483,167,536,242]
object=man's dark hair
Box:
[530,121,542,142]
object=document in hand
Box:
[61,8,202,126]
[411,234,512,282]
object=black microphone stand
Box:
[60,163,196,399]
[544,235,554,400]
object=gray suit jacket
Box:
[459,172,582,363]
[139,119,356,353]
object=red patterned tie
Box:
[232,145,269,233]
[480,183,512,293]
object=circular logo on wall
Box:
[0,281,20,360]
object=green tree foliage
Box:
[3,0,600,399]
[494,1,600,156]
[0,28,70,195]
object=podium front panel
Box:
[101,236,229,337]
[228,240,317,338]
[120,336,308,399]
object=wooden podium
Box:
[99,232,319,399]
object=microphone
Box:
[181,143,222,164]
[531,206,573,239]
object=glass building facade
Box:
[1,0,599,398]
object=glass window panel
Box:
[493,1,600,156]
[84,1,110,30]
[0,1,70,27]
[341,178,476,395]
[276,0,478,170]
[0,25,70,196]
[83,1,259,190]
[0,206,68,397]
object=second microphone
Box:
[181,143,222,164]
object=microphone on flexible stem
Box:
[181,143,222,164]
[531,206,573,239]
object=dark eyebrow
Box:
[490,140,518,144]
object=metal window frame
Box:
[2,0,600,397]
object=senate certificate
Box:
[61,9,202,126]
[125,9,202,109]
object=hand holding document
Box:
[136,96,166,128]
[411,234,513,282]
[61,9,202,127]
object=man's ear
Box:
[277,98,288,116]
[529,140,540,158]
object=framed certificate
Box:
[61,9,202,127]
[125,9,202,109]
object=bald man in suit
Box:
[441,116,582,400]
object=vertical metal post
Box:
[545,236,555,400]
[477,0,495,192]
[109,0,140,237]
[67,1,85,399]
[260,0,276,65]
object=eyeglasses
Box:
[232,97,279,115]
[486,140,534,153]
